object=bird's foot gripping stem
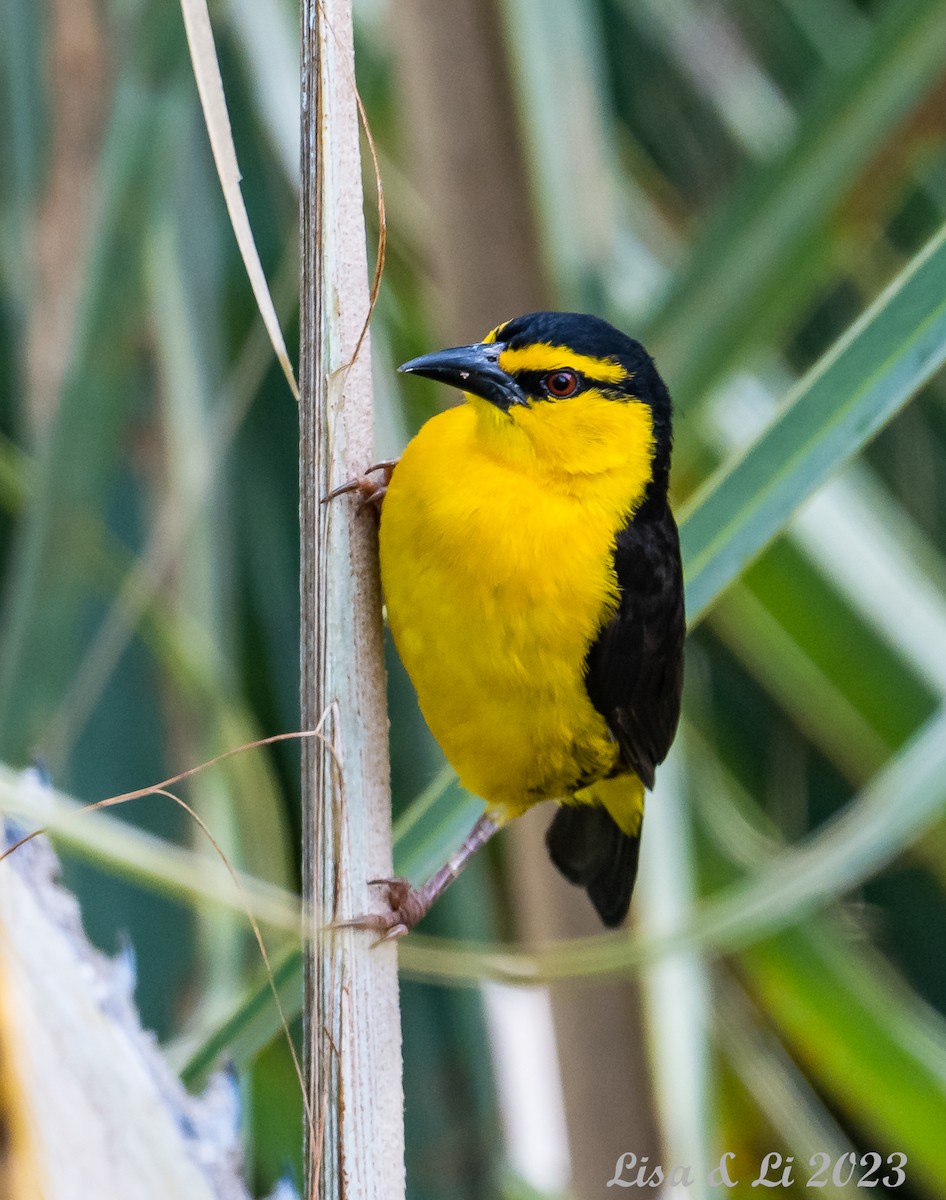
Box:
[329,813,500,945]
[331,877,432,945]
[323,459,399,513]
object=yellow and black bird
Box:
[335,311,684,938]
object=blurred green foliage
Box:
[3,0,946,1197]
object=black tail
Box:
[545,806,642,927]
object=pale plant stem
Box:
[300,1,405,1198]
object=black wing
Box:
[545,497,684,926]
[583,496,685,786]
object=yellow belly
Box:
[379,403,647,820]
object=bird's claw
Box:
[329,876,429,945]
[374,923,410,946]
[323,459,399,513]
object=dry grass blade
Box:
[178,0,299,400]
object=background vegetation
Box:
[2,0,946,1196]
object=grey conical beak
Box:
[398,342,527,412]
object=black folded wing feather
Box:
[584,497,685,782]
[546,497,685,926]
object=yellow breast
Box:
[379,396,653,819]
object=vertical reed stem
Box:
[300,2,405,1195]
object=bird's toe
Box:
[331,876,428,942]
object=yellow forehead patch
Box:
[482,322,507,345]
[497,342,627,384]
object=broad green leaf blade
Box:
[680,223,946,625]
[714,973,863,1200]
[0,82,158,762]
[741,922,946,1197]
[646,0,946,408]
[500,0,641,311]
[711,536,938,783]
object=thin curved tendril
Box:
[348,81,387,372]
[313,0,387,384]
[149,786,315,1143]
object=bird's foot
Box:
[328,816,501,945]
[323,459,399,514]
[329,877,430,945]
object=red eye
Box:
[544,369,579,397]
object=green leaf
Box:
[741,922,946,1196]
[646,0,946,408]
[680,223,946,625]
[0,81,159,763]
[710,532,939,782]
[713,972,863,1200]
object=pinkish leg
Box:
[330,813,500,944]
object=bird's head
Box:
[399,312,672,491]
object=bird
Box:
[330,311,684,939]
